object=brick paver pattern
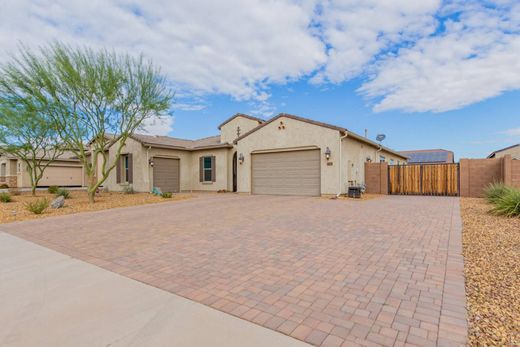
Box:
[2,195,467,347]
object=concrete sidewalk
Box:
[0,232,309,347]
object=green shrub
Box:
[0,183,9,189]
[55,187,70,199]
[25,198,49,214]
[484,182,512,204]
[0,192,12,203]
[161,192,172,198]
[491,188,520,217]
[123,185,135,194]
[47,185,59,194]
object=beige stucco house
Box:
[0,151,84,188]
[488,144,520,160]
[104,113,406,196]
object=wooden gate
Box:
[388,163,459,196]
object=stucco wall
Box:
[342,137,406,190]
[493,146,520,159]
[190,148,230,191]
[148,147,192,192]
[235,116,341,195]
[104,137,230,193]
[220,117,262,144]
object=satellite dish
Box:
[376,134,386,142]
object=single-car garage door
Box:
[153,157,180,193]
[39,165,83,187]
[252,149,320,196]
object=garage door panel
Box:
[153,158,180,193]
[39,166,83,187]
[252,150,320,196]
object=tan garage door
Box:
[40,166,83,187]
[252,149,320,196]
[153,157,180,193]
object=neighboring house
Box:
[487,144,520,159]
[399,149,454,164]
[105,113,406,196]
[0,151,84,188]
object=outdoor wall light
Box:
[149,159,154,167]
[325,147,331,160]
[238,153,244,164]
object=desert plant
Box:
[161,192,172,198]
[491,188,520,217]
[123,185,135,194]
[48,185,59,194]
[3,43,172,203]
[55,187,70,199]
[0,192,12,203]
[25,198,49,214]
[484,182,512,204]
[0,183,9,189]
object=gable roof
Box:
[234,113,407,159]
[487,143,520,158]
[399,149,454,163]
[218,113,264,130]
[130,133,232,151]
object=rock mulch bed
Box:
[0,191,191,224]
[460,198,520,346]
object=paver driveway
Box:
[2,194,467,347]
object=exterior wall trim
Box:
[251,145,320,154]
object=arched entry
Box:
[232,152,237,192]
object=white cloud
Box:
[502,127,520,136]
[0,0,325,100]
[172,103,206,111]
[313,0,440,83]
[138,115,174,136]
[359,1,520,112]
[1,1,520,114]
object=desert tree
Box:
[0,71,65,196]
[3,43,173,203]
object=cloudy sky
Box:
[2,0,519,158]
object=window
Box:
[390,159,394,165]
[0,163,5,177]
[117,154,132,184]
[200,156,215,183]
[379,155,386,163]
[203,156,212,182]
[122,155,130,182]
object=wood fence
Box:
[388,163,459,196]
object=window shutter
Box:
[211,156,216,182]
[199,157,203,182]
[116,156,121,183]
[127,154,133,184]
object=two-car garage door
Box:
[252,149,320,196]
[39,165,83,187]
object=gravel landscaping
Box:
[461,198,520,346]
[0,190,191,224]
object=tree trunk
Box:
[88,189,95,204]
[31,186,36,196]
